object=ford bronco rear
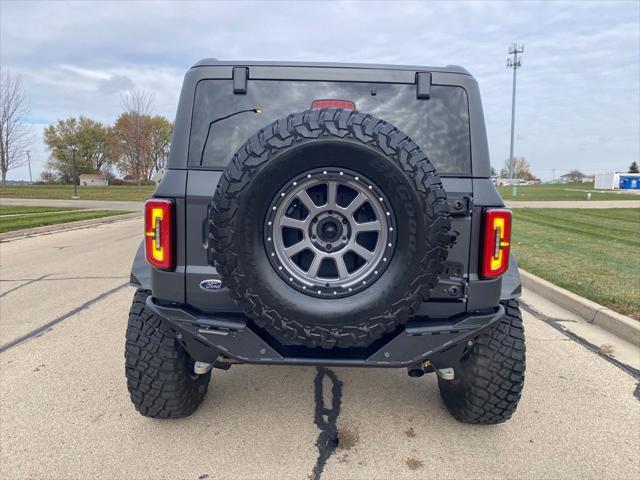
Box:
[126,60,525,423]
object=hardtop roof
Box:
[191,59,471,76]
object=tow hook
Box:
[193,361,213,375]
[436,368,455,381]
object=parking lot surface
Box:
[1,219,639,479]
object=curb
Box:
[0,212,142,241]
[520,269,639,346]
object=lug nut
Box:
[326,244,332,250]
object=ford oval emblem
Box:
[199,279,224,291]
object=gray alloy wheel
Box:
[264,168,397,298]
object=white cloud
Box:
[1,0,638,180]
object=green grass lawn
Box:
[499,182,639,201]
[512,208,640,319]
[0,184,155,201]
[0,206,130,233]
[0,205,78,215]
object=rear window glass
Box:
[189,80,471,174]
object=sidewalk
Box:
[505,199,640,208]
[0,197,143,212]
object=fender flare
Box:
[130,241,151,290]
[500,253,522,300]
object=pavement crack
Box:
[311,367,343,480]
[1,275,128,284]
[0,282,129,354]
[521,300,640,400]
[0,273,57,298]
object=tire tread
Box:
[124,290,210,418]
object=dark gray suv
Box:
[127,60,525,424]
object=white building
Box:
[79,174,108,186]
[594,172,640,190]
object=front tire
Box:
[438,300,526,424]
[125,290,211,419]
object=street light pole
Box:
[507,43,524,180]
[71,145,79,199]
[26,150,32,183]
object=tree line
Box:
[1,69,171,189]
[41,89,172,188]
[490,157,536,180]
[1,70,31,186]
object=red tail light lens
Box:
[311,99,355,110]
[481,209,512,279]
[145,199,174,270]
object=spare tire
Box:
[208,108,452,349]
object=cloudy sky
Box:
[1,0,639,181]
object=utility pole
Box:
[552,169,556,183]
[71,145,79,199]
[507,43,524,179]
[26,150,32,183]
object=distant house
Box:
[79,173,108,186]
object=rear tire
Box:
[125,290,211,419]
[438,300,526,424]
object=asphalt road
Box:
[1,219,639,480]
[0,197,143,211]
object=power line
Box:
[507,43,524,179]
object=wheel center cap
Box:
[320,220,339,240]
[312,212,349,251]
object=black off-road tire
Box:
[209,108,452,349]
[438,300,526,424]
[125,290,211,419]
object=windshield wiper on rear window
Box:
[200,108,262,165]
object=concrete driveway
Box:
[1,219,638,479]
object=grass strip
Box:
[512,208,640,319]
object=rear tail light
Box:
[145,199,174,270]
[311,99,355,110]
[481,208,512,279]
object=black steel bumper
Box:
[146,297,504,368]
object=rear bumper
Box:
[146,297,504,368]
